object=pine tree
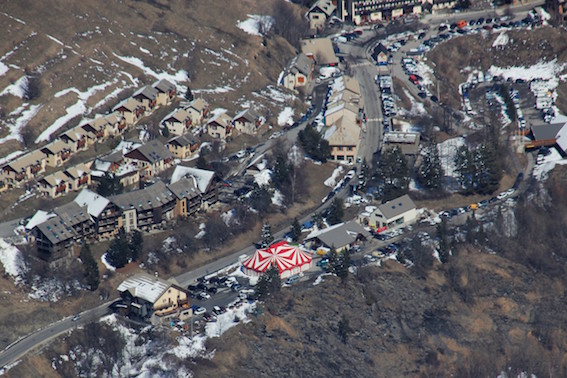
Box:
[129,230,143,262]
[337,314,352,344]
[105,229,130,269]
[255,264,281,299]
[455,145,474,194]
[271,153,290,191]
[336,250,350,279]
[260,221,274,248]
[311,212,324,229]
[80,243,100,290]
[185,87,194,101]
[250,185,272,215]
[419,140,444,189]
[327,198,344,225]
[290,217,302,242]
[376,147,409,201]
[437,219,450,263]
[97,172,124,197]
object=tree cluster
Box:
[105,229,143,269]
[298,124,331,163]
[373,147,409,201]
[418,141,444,190]
[270,1,308,49]
[80,243,100,291]
[327,247,350,279]
[326,198,344,225]
[271,145,305,205]
[249,184,273,215]
[255,264,281,300]
[454,143,501,195]
[96,172,124,197]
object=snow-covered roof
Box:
[170,165,215,193]
[74,188,110,218]
[555,122,567,153]
[117,273,172,304]
[25,210,56,230]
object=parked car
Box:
[207,286,218,294]
[198,292,211,300]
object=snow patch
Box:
[277,106,294,126]
[237,15,274,36]
[0,239,26,282]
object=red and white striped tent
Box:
[242,241,313,279]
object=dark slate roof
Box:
[307,220,370,249]
[531,123,564,141]
[168,134,197,147]
[53,201,92,227]
[167,177,201,200]
[36,214,79,244]
[111,181,175,211]
[126,140,173,164]
[294,53,313,76]
[378,194,416,220]
[133,85,158,100]
[153,79,176,93]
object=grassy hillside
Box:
[0,0,298,155]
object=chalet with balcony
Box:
[281,53,314,92]
[232,109,263,135]
[207,111,233,139]
[153,79,177,106]
[74,188,121,240]
[114,98,144,125]
[41,140,72,167]
[132,86,159,114]
[111,181,177,233]
[167,134,200,159]
[186,98,210,125]
[1,150,47,187]
[162,108,191,136]
[64,163,92,191]
[307,0,336,30]
[59,126,88,153]
[170,165,218,214]
[34,215,78,269]
[117,273,192,325]
[91,150,140,188]
[123,140,174,179]
[37,171,71,198]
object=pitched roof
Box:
[233,108,259,123]
[170,165,215,193]
[306,220,370,250]
[35,215,78,244]
[4,150,46,172]
[74,188,110,218]
[293,53,313,76]
[207,111,231,127]
[325,117,360,146]
[168,134,197,147]
[377,194,416,220]
[42,140,69,155]
[39,171,69,187]
[300,37,338,65]
[554,122,567,152]
[372,43,389,61]
[153,79,176,93]
[308,0,336,17]
[111,181,175,211]
[188,98,209,113]
[163,108,190,124]
[133,85,158,100]
[64,162,91,179]
[531,122,564,141]
[113,97,140,112]
[125,140,173,164]
[167,176,201,200]
[117,272,172,304]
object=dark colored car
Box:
[207,286,218,294]
[187,284,198,291]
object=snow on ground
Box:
[237,15,273,36]
[0,103,42,144]
[319,66,339,79]
[35,100,86,143]
[0,75,27,98]
[253,85,295,104]
[193,85,234,94]
[0,150,24,165]
[402,89,426,116]
[254,169,272,186]
[277,106,294,126]
[208,108,227,120]
[28,277,66,302]
[195,223,206,239]
[112,53,188,90]
[0,359,21,376]
[0,61,8,76]
[101,253,116,272]
[437,137,465,179]
[492,32,509,48]
[415,61,434,87]
[272,190,284,206]
[313,272,333,286]
[488,60,565,92]
[205,301,256,338]
[0,239,26,282]
[324,166,344,187]
[533,147,567,181]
